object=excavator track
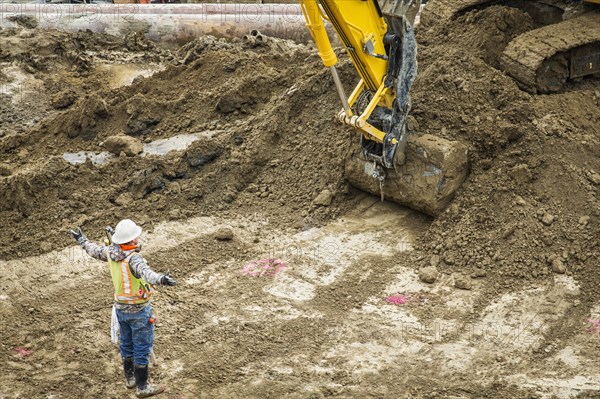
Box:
[500,11,600,93]
[422,1,600,93]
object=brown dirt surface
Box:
[414,4,600,304]
[0,33,358,261]
[1,3,599,399]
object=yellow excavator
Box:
[298,0,469,216]
[298,0,599,215]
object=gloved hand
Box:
[69,227,86,243]
[161,272,177,286]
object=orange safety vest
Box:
[107,250,154,305]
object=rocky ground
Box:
[0,4,599,399]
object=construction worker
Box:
[69,219,176,398]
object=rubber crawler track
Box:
[500,11,600,92]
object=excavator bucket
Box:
[345,134,469,216]
[343,0,469,215]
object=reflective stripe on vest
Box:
[106,249,154,305]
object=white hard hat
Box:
[112,219,142,244]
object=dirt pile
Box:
[0,27,171,138]
[0,33,359,259]
[412,5,599,302]
[1,6,598,301]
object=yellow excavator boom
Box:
[299,0,394,146]
[298,0,471,216]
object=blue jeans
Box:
[116,305,154,365]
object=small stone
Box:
[541,213,555,226]
[418,266,438,284]
[514,196,527,206]
[50,90,77,109]
[578,216,590,226]
[454,275,472,290]
[471,268,487,278]
[313,189,334,206]
[430,255,441,267]
[0,163,12,176]
[501,224,517,239]
[223,192,236,203]
[551,258,566,274]
[509,164,532,183]
[442,255,455,265]
[479,159,492,170]
[214,227,234,241]
[103,135,143,157]
[115,192,134,207]
[246,184,258,193]
[168,208,181,220]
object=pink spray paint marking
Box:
[241,258,286,278]
[587,319,600,334]
[15,347,33,357]
[386,294,410,305]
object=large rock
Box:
[313,189,334,206]
[214,227,234,241]
[418,266,438,284]
[345,134,469,216]
[103,135,143,156]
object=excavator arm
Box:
[298,0,470,216]
[299,0,418,170]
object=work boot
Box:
[134,364,165,398]
[123,357,136,389]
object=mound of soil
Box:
[0,34,358,260]
[0,4,599,399]
[413,5,599,302]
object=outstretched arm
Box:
[79,239,109,261]
[129,254,176,286]
[70,227,108,261]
